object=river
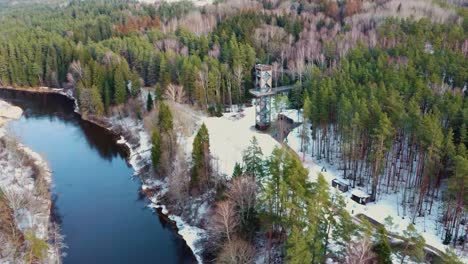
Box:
[0,89,196,264]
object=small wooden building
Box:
[331,178,349,192]
[278,113,294,124]
[351,189,370,205]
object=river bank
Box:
[0,86,204,263]
[0,100,61,263]
[0,100,22,126]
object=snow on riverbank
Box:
[146,178,207,263]
[142,103,282,263]
[1,87,209,263]
[0,100,22,127]
[109,111,209,263]
[0,100,59,264]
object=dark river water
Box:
[0,90,195,264]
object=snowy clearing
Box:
[186,106,280,179]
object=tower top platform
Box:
[255,64,272,71]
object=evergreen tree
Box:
[147,55,159,86]
[114,66,127,104]
[400,224,425,264]
[90,85,105,116]
[260,146,287,231]
[286,226,312,264]
[128,69,141,97]
[24,230,48,263]
[331,195,357,257]
[191,123,211,190]
[77,83,104,116]
[151,101,175,175]
[158,102,173,133]
[370,112,394,201]
[373,226,392,264]
[301,94,312,160]
[146,93,154,112]
[443,248,464,264]
[306,174,332,263]
[159,55,170,89]
[151,128,161,168]
[232,162,243,178]
[242,137,264,181]
[447,148,468,246]
[103,81,111,111]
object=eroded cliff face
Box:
[0,100,60,264]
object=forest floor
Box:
[0,100,59,264]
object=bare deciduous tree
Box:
[4,189,29,213]
[217,238,256,264]
[199,64,210,109]
[227,176,256,226]
[68,60,84,82]
[233,65,243,104]
[212,200,238,243]
[344,237,377,264]
[294,44,306,84]
[209,43,221,58]
[271,61,280,88]
[51,223,67,264]
[164,84,186,103]
[167,147,190,207]
[177,11,217,36]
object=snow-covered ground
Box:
[145,178,207,263]
[109,107,209,263]
[0,100,22,127]
[186,106,280,178]
[118,118,208,263]
[143,103,280,263]
[0,100,58,264]
[184,101,465,261]
[285,119,467,261]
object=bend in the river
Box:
[0,89,196,264]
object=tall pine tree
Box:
[191,123,211,191]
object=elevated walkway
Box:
[249,84,299,97]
